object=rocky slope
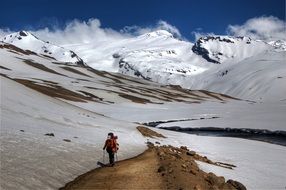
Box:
[1,31,85,66]
[191,36,270,64]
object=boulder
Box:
[187,151,196,156]
[205,172,217,185]
[227,179,247,190]
[180,146,188,151]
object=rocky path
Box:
[60,148,164,190]
[60,146,245,190]
[60,127,246,190]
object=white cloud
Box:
[121,20,182,38]
[227,16,286,41]
[1,16,284,45]
[33,18,132,45]
[0,18,182,45]
[0,18,130,45]
[192,16,286,42]
[157,20,182,38]
[0,28,12,38]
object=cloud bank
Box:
[192,16,286,41]
[0,18,182,45]
[32,18,131,45]
[121,20,182,39]
[1,16,285,44]
[227,16,286,41]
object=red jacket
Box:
[103,138,117,152]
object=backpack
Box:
[106,136,119,152]
[114,136,119,151]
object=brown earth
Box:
[0,43,37,56]
[60,147,165,190]
[60,145,245,190]
[60,127,246,190]
[13,78,90,102]
[137,126,166,138]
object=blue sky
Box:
[0,0,285,41]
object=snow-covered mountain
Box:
[268,40,286,50]
[191,36,270,64]
[62,30,286,101]
[1,31,85,66]
[2,30,285,101]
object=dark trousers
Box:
[107,149,114,165]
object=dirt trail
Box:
[60,148,165,190]
[60,127,246,190]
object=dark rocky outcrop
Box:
[45,133,55,137]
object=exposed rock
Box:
[190,169,197,175]
[181,164,187,168]
[146,141,154,147]
[118,58,151,80]
[45,133,55,137]
[192,36,255,64]
[227,179,247,190]
[112,53,120,58]
[216,176,226,186]
[205,172,217,185]
[187,151,196,156]
[192,42,220,64]
[19,31,28,37]
[180,146,188,151]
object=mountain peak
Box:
[192,35,271,64]
[198,35,252,44]
[139,30,174,39]
[19,30,30,37]
[1,31,85,66]
[2,30,36,43]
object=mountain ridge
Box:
[2,30,286,101]
[1,31,85,66]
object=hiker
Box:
[103,133,118,166]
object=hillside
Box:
[1,31,286,190]
[2,31,85,66]
[61,30,286,101]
